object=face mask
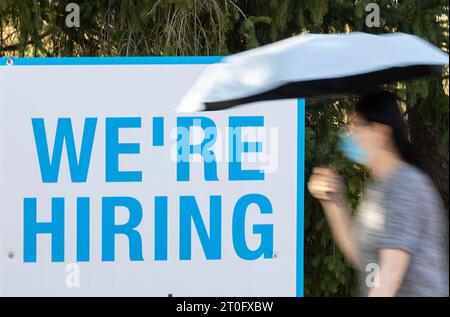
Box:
[338,134,367,164]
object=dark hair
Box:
[355,90,422,169]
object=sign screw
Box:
[6,58,13,66]
[7,251,15,260]
[273,251,278,259]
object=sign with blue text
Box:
[0,57,304,296]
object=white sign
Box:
[0,57,304,296]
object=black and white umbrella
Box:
[176,32,449,112]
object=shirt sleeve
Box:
[376,170,427,255]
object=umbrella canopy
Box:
[176,32,449,112]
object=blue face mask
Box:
[338,134,368,165]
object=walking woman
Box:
[308,90,449,297]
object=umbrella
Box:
[176,32,449,112]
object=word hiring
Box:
[23,194,273,263]
[24,116,273,263]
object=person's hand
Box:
[307,166,346,204]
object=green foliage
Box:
[0,0,448,296]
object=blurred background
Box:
[0,0,448,296]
